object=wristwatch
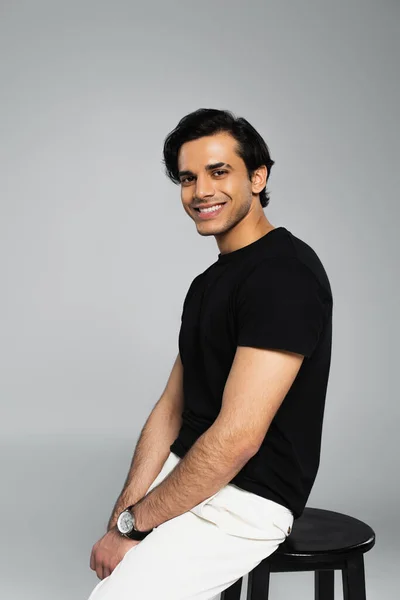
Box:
[116,505,153,541]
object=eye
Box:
[180,170,227,184]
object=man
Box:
[87,108,333,599]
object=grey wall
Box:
[1,1,398,598]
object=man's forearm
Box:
[132,420,255,532]
[107,398,182,531]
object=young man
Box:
[87,109,333,600]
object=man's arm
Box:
[132,345,304,532]
[107,352,185,531]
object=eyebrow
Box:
[178,162,233,178]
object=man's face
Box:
[177,132,265,237]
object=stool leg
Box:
[315,570,334,600]
[220,577,242,600]
[247,560,271,600]
[342,555,366,600]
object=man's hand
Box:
[90,526,141,580]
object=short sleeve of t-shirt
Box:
[236,258,325,357]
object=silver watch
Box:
[116,505,152,540]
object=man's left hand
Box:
[90,525,140,580]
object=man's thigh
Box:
[87,508,286,600]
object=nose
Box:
[194,174,216,199]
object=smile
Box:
[194,203,226,219]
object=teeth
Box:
[199,204,223,213]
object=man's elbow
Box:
[211,420,261,464]
[235,435,260,460]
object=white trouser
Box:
[87,451,294,600]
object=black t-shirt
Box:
[170,226,333,520]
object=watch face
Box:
[117,510,134,534]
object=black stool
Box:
[220,507,376,600]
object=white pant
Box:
[87,451,294,600]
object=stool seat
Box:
[221,507,376,600]
[271,507,375,566]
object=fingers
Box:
[90,531,139,581]
[94,556,111,581]
[90,546,96,571]
[96,559,109,581]
[90,545,109,580]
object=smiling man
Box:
[87,108,333,600]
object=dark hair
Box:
[162,108,275,208]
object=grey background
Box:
[1,1,398,598]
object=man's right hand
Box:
[90,526,141,580]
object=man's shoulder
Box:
[246,230,332,300]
